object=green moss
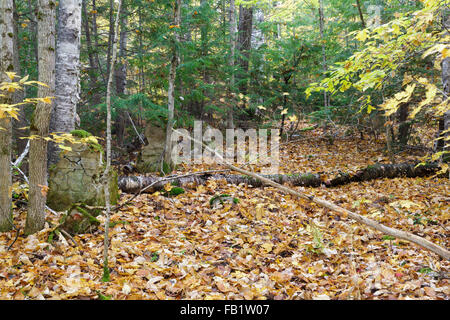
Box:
[300,173,316,180]
[88,142,104,154]
[71,129,92,138]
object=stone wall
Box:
[136,123,166,173]
[47,141,119,211]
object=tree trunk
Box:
[237,4,253,94]
[355,0,366,28]
[0,0,14,232]
[114,0,128,146]
[118,162,443,193]
[91,0,106,85]
[82,0,101,105]
[106,0,115,84]
[436,11,450,162]
[48,0,82,167]
[227,0,236,129]
[103,0,122,282]
[12,0,28,157]
[163,0,181,168]
[397,103,411,146]
[318,0,328,110]
[25,0,56,235]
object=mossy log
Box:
[118,162,444,194]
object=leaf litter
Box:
[0,125,448,300]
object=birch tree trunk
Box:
[163,0,181,168]
[0,0,14,232]
[102,0,122,281]
[227,0,237,129]
[25,0,56,235]
[48,0,82,167]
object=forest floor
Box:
[0,121,449,300]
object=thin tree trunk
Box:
[82,0,101,105]
[12,0,28,157]
[237,4,253,94]
[91,0,106,85]
[114,0,127,146]
[163,0,181,168]
[25,0,56,235]
[102,0,122,281]
[0,0,14,232]
[227,0,236,129]
[355,0,366,28]
[318,0,328,110]
[106,0,115,84]
[48,0,82,167]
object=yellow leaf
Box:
[261,243,273,253]
[257,105,266,110]
[281,108,288,115]
[5,72,16,80]
[288,115,298,122]
[59,145,72,152]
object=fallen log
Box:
[118,162,443,193]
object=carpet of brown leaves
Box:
[0,124,448,300]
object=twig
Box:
[59,229,78,247]
[126,111,146,145]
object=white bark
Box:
[48,0,82,166]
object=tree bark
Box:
[237,4,253,94]
[82,0,101,105]
[114,0,128,146]
[12,0,28,157]
[118,162,444,193]
[227,0,236,129]
[48,0,82,167]
[436,10,449,161]
[0,0,14,232]
[102,0,122,281]
[26,0,56,235]
[163,0,181,168]
[355,0,366,28]
[318,0,329,109]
